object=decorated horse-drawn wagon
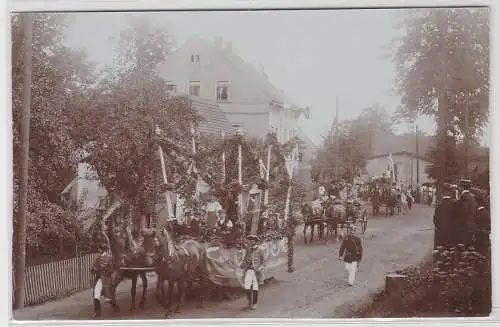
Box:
[89,128,299,318]
[367,176,402,216]
[301,182,368,244]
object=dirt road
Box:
[13,204,434,320]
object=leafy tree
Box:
[70,17,203,220]
[12,13,95,253]
[114,15,175,72]
[393,8,489,140]
[311,104,393,184]
[425,134,462,182]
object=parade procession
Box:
[85,126,303,318]
[11,6,491,321]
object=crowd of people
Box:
[433,179,490,255]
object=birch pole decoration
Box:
[158,145,174,219]
[284,144,299,221]
[238,138,243,219]
[221,131,226,182]
[264,145,272,206]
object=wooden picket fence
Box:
[12,253,99,307]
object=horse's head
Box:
[91,253,116,301]
[157,225,176,258]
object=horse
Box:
[155,224,209,318]
[370,186,382,216]
[322,198,348,243]
[301,200,325,244]
[381,187,399,216]
[90,222,153,317]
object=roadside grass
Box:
[340,245,491,318]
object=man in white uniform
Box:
[241,235,265,310]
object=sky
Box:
[63,9,490,146]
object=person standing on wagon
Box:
[241,234,266,310]
[338,225,363,286]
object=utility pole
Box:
[13,13,33,310]
[416,124,420,185]
[333,96,339,181]
[463,95,469,178]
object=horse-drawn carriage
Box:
[89,131,295,318]
[301,185,368,244]
[367,176,402,216]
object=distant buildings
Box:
[365,151,433,186]
[364,131,434,186]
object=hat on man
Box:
[457,179,472,190]
[247,234,260,242]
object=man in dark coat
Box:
[456,179,478,247]
[471,187,490,255]
[433,183,457,248]
[338,225,363,286]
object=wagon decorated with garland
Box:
[88,125,300,317]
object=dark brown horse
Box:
[370,186,382,216]
[382,187,399,216]
[322,199,347,243]
[301,201,325,243]
[90,200,158,318]
[155,224,209,318]
[90,251,150,318]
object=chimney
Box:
[225,41,232,53]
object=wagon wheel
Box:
[360,211,367,234]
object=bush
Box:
[348,244,491,318]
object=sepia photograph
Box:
[9,4,492,321]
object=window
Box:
[216,81,229,102]
[191,53,200,63]
[166,82,177,92]
[189,81,200,97]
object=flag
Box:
[387,153,395,182]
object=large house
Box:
[156,36,312,148]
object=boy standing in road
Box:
[241,235,266,310]
[338,225,363,286]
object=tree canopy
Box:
[393,8,489,141]
[12,13,96,253]
[311,104,394,184]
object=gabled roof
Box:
[189,96,236,135]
